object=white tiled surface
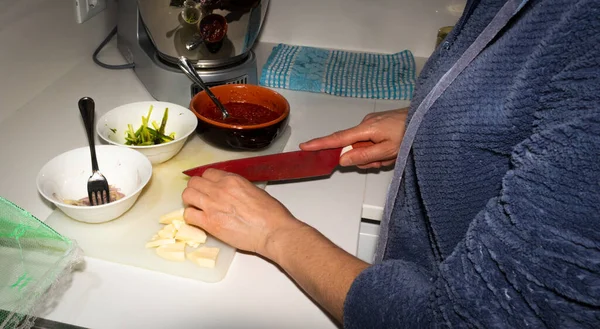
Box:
[260,0,466,57]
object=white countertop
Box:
[0,2,429,327]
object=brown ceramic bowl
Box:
[189,84,290,150]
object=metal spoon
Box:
[177,56,230,119]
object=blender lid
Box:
[138,0,268,68]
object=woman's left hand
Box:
[182,168,304,259]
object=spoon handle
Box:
[178,56,230,118]
[78,97,100,172]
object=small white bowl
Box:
[36,145,153,224]
[96,101,198,165]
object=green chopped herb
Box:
[124,106,175,146]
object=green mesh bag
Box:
[0,197,83,329]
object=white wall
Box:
[0,0,117,123]
[259,0,466,58]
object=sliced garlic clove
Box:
[187,246,220,268]
[175,223,207,244]
[156,242,186,262]
[186,241,201,248]
[171,219,185,230]
[159,208,185,224]
[145,238,176,248]
[157,223,178,239]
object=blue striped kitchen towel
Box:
[259,44,416,100]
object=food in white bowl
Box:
[36,145,153,224]
[96,101,198,165]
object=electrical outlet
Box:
[75,0,107,24]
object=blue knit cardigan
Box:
[344,0,600,327]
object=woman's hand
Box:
[181,168,303,260]
[182,170,370,324]
[300,108,408,169]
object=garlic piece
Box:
[157,224,177,239]
[156,242,186,262]
[175,223,207,244]
[145,238,176,248]
[171,219,185,230]
[159,208,185,224]
[187,246,220,268]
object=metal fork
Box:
[78,97,111,206]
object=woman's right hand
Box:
[299,108,409,169]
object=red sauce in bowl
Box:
[203,102,281,126]
[200,17,226,42]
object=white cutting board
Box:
[44,127,291,283]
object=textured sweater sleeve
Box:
[343,28,600,329]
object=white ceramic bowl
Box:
[36,145,153,224]
[96,101,198,165]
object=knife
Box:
[182,141,373,182]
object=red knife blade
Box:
[182,141,373,182]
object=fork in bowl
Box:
[78,97,111,206]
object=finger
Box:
[339,142,396,166]
[187,176,219,196]
[356,159,396,170]
[183,206,207,228]
[184,206,225,240]
[299,127,372,151]
[188,175,212,188]
[381,159,396,167]
[201,168,233,182]
[357,162,382,169]
[182,186,210,210]
[361,112,377,123]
